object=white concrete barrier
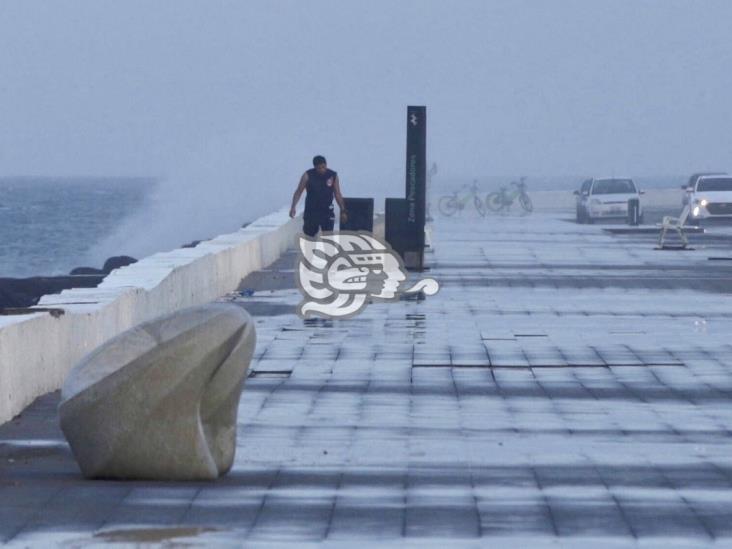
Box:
[529,188,684,212]
[0,207,300,425]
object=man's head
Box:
[313,155,327,174]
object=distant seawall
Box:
[0,208,299,425]
[527,187,683,212]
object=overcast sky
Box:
[2,1,732,183]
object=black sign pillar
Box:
[404,106,426,270]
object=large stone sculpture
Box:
[59,303,256,480]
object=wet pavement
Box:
[3,212,732,547]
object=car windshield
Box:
[689,173,725,186]
[592,179,636,194]
[697,178,732,192]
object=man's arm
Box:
[333,175,348,222]
[290,172,308,218]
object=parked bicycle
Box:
[486,177,533,214]
[439,180,487,217]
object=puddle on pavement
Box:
[232,301,294,316]
[95,526,218,543]
[0,440,69,461]
[248,370,292,378]
[304,318,334,328]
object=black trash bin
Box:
[340,197,374,232]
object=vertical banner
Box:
[404,105,426,270]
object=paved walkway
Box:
[2,212,732,547]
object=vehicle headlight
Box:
[693,206,700,217]
[590,199,602,206]
[700,199,708,207]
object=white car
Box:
[687,175,732,222]
[575,178,643,224]
[681,172,726,207]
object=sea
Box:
[0,177,152,278]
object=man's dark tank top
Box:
[304,168,337,215]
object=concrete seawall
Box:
[0,207,299,425]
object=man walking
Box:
[290,155,347,236]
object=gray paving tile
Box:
[405,499,480,538]
[477,500,556,536]
[328,496,404,539]
[247,496,333,541]
[549,498,632,537]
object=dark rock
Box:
[102,256,137,274]
[0,276,105,309]
[70,255,137,276]
[181,240,203,249]
[70,267,106,275]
